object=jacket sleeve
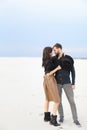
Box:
[71,65,75,85]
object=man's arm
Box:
[71,65,76,89]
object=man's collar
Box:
[57,53,64,59]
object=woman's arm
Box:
[46,65,61,76]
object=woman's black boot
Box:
[44,112,51,121]
[50,115,60,126]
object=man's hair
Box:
[53,43,62,49]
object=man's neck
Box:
[58,52,63,59]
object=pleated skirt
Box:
[43,75,60,103]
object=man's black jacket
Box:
[52,54,75,85]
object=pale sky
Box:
[0,0,87,57]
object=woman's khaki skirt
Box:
[43,75,60,103]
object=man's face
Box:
[53,47,60,55]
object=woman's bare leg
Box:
[52,102,59,115]
[44,99,49,112]
[50,102,60,126]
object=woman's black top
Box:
[44,59,55,74]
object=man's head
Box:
[53,43,62,55]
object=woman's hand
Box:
[64,52,66,56]
[57,65,61,70]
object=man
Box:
[52,43,81,126]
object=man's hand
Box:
[72,85,76,90]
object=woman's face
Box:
[49,52,52,58]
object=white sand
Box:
[0,57,87,130]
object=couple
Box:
[42,43,81,127]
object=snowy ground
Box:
[0,57,87,130]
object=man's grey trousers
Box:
[57,84,78,121]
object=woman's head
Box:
[42,47,52,67]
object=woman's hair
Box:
[42,47,52,67]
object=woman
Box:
[42,47,61,126]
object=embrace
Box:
[42,43,81,127]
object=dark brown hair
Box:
[42,47,52,67]
[53,43,62,49]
